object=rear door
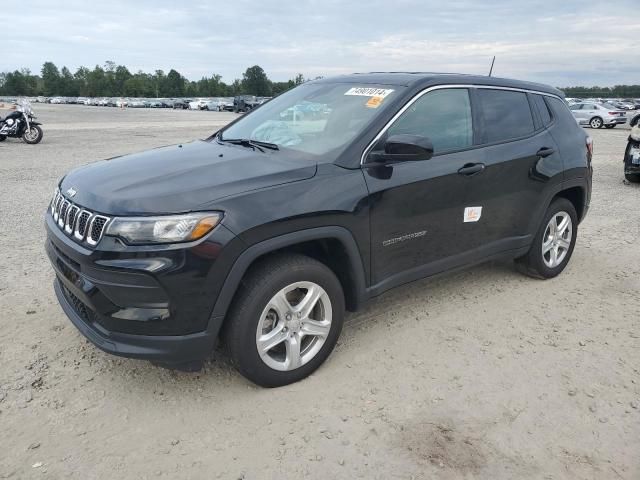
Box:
[455,88,563,254]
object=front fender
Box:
[210,226,367,321]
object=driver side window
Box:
[387,88,473,154]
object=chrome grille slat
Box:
[74,210,91,240]
[58,200,70,227]
[65,205,79,233]
[50,189,110,247]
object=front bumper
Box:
[54,279,217,362]
[45,213,242,362]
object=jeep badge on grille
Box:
[66,187,77,197]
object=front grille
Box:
[50,189,110,247]
[60,281,97,325]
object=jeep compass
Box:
[46,73,592,387]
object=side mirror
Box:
[368,134,434,164]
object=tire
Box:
[516,198,578,279]
[604,124,615,129]
[22,125,43,144]
[0,135,6,142]
[631,115,640,127]
[589,117,603,129]
[625,173,640,183]
[224,254,345,387]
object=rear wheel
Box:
[224,254,345,387]
[589,117,603,129]
[516,198,578,279]
[22,125,43,144]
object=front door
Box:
[363,88,482,287]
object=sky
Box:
[3,0,639,87]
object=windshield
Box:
[220,83,400,156]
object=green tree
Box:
[164,69,185,97]
[114,65,132,95]
[241,65,271,96]
[41,61,61,96]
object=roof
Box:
[314,72,563,98]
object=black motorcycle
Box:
[0,100,44,144]
[624,125,640,183]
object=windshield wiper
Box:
[218,136,279,152]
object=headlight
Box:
[105,212,222,245]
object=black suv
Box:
[46,73,592,387]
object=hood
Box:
[59,140,317,215]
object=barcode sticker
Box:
[345,87,394,98]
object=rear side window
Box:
[477,89,535,143]
[546,96,580,127]
[532,94,553,127]
[387,88,473,154]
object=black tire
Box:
[516,198,578,279]
[0,135,6,142]
[604,124,615,129]
[625,173,640,183]
[22,125,43,144]
[223,254,345,387]
[589,117,603,129]
[630,115,640,127]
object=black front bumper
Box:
[45,213,241,363]
[54,278,217,362]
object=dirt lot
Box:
[0,104,638,480]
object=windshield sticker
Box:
[344,87,394,98]
[366,96,384,108]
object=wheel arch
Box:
[211,227,368,324]
[554,185,585,222]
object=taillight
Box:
[586,136,594,159]
[608,112,618,115]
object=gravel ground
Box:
[0,104,639,480]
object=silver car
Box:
[569,102,627,129]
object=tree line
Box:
[561,85,640,99]
[0,61,307,98]
[2,61,639,99]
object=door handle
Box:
[536,147,555,158]
[457,163,485,176]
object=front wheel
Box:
[625,173,640,183]
[516,198,578,279]
[0,135,6,142]
[22,125,43,144]
[224,254,345,387]
[589,117,603,129]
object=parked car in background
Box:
[218,98,234,111]
[233,95,261,112]
[201,99,221,111]
[569,102,627,129]
[172,99,190,109]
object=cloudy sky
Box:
[3,0,639,87]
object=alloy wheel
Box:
[542,211,572,268]
[590,117,603,129]
[256,281,332,371]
